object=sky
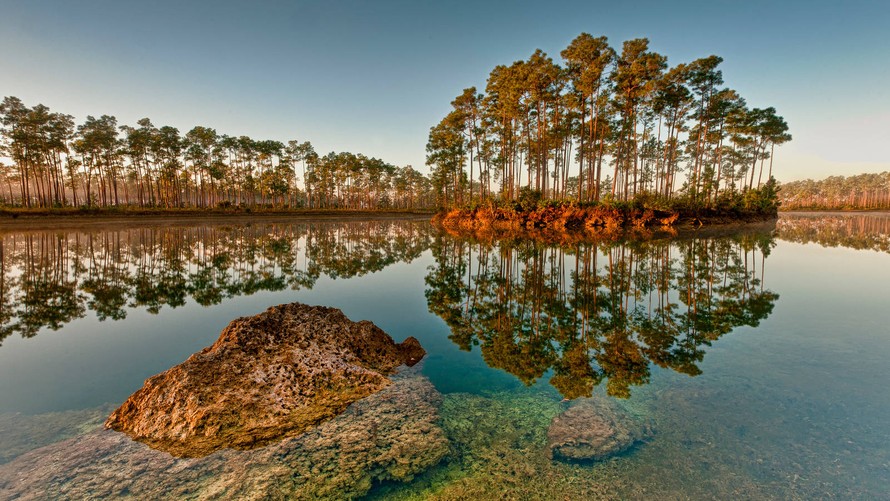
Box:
[1,0,888,182]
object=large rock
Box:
[106,302,425,457]
[0,368,449,500]
[547,397,651,462]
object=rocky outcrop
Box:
[547,397,651,462]
[105,302,425,457]
[0,368,449,500]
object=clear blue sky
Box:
[1,0,888,182]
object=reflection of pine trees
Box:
[0,220,434,344]
[13,235,85,337]
[425,231,779,399]
[777,213,890,253]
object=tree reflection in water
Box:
[0,218,791,400]
[0,220,434,344]
[425,230,779,399]
[776,212,890,253]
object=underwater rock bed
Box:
[0,367,449,500]
[0,406,113,464]
[368,390,654,500]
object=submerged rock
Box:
[547,397,651,462]
[0,368,449,500]
[0,406,112,464]
[106,302,425,457]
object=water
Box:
[0,213,888,499]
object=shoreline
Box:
[0,204,781,235]
[434,217,778,246]
[433,205,776,231]
[0,207,435,218]
[0,208,434,229]
[429,205,778,245]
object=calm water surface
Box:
[0,213,888,499]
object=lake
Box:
[0,213,888,499]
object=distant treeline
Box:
[0,96,436,209]
[779,172,890,210]
[427,33,791,210]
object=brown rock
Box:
[547,397,651,462]
[105,302,425,457]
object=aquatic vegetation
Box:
[369,388,653,500]
[433,202,776,235]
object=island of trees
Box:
[426,33,791,230]
[0,96,436,211]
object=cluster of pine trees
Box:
[426,34,791,209]
[779,172,890,210]
[0,96,435,209]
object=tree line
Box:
[779,172,890,210]
[427,33,791,209]
[0,96,436,209]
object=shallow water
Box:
[0,213,888,499]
